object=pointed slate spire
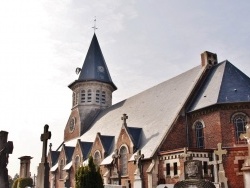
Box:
[72,33,117,90]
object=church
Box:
[47,33,250,188]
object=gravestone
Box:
[134,150,144,188]
[19,156,33,178]
[214,143,228,188]
[174,157,215,188]
[0,131,13,188]
[240,122,250,187]
[37,125,51,188]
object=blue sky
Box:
[0,0,250,177]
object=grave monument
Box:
[240,121,250,187]
[134,150,144,188]
[19,156,33,178]
[174,156,215,188]
[37,124,51,188]
[0,131,13,188]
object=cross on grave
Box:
[134,150,144,176]
[240,122,250,157]
[112,149,121,184]
[214,143,228,188]
[49,143,52,152]
[214,143,227,165]
[40,124,51,163]
[180,147,192,160]
[121,114,128,127]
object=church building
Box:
[47,33,250,188]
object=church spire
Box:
[69,33,117,90]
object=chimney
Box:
[201,51,218,68]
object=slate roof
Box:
[64,146,75,164]
[65,65,204,159]
[50,151,60,166]
[127,127,142,150]
[189,61,250,112]
[69,33,117,90]
[79,141,93,160]
[99,135,114,156]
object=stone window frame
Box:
[119,144,129,176]
[231,112,248,144]
[59,158,64,180]
[101,91,106,104]
[87,89,92,103]
[192,120,205,149]
[93,150,102,166]
[74,155,81,170]
[96,90,100,103]
[80,90,85,103]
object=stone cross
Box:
[121,114,128,127]
[240,122,250,156]
[49,143,52,152]
[180,147,192,160]
[214,143,227,166]
[214,143,228,188]
[112,149,121,184]
[134,150,144,176]
[40,124,51,163]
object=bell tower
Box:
[64,33,117,141]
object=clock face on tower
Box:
[69,117,75,133]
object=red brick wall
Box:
[64,109,80,142]
[160,116,187,151]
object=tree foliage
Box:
[12,177,33,188]
[75,156,104,188]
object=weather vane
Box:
[92,16,98,32]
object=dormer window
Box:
[101,91,106,104]
[96,90,100,103]
[81,90,85,103]
[87,89,92,103]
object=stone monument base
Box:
[134,175,142,188]
[242,165,250,188]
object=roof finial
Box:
[92,16,98,33]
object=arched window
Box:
[101,91,106,104]
[195,121,204,148]
[87,89,92,102]
[96,90,100,103]
[94,151,101,166]
[234,114,247,144]
[59,159,64,179]
[81,90,85,103]
[75,156,80,170]
[119,146,128,176]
